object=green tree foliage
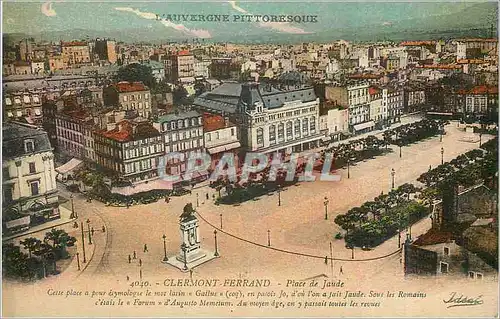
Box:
[115,63,156,89]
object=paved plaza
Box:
[3,123,495,316]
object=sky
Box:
[2,1,496,39]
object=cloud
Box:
[227,1,312,34]
[114,7,212,38]
[41,1,57,17]
[382,21,393,26]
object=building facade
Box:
[3,122,60,232]
[103,82,152,118]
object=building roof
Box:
[457,85,498,95]
[96,119,160,142]
[400,40,436,46]
[157,110,201,123]
[112,81,149,93]
[456,38,498,43]
[202,112,235,132]
[412,229,453,246]
[177,50,192,56]
[368,87,381,95]
[3,122,52,160]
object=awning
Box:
[179,77,195,83]
[353,121,375,131]
[55,158,83,175]
[207,141,241,155]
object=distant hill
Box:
[3,2,497,44]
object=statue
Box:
[180,203,195,221]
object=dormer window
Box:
[24,139,35,153]
[5,98,12,105]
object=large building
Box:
[3,92,43,125]
[195,76,322,155]
[155,110,205,182]
[166,50,195,83]
[326,83,373,134]
[61,41,91,66]
[103,82,152,118]
[55,107,94,160]
[94,39,117,64]
[94,118,164,184]
[202,112,240,169]
[3,122,60,232]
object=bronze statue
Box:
[180,203,196,221]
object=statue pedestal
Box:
[164,249,218,272]
[164,204,219,272]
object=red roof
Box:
[177,50,192,56]
[113,82,149,93]
[413,229,453,246]
[203,113,234,132]
[96,120,159,143]
[368,87,380,95]
[457,86,498,95]
[348,73,382,79]
[400,40,436,46]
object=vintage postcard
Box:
[1,1,499,317]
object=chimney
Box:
[224,116,229,127]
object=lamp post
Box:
[277,186,281,206]
[441,147,444,165]
[399,145,402,158]
[214,230,219,257]
[70,194,76,219]
[76,251,80,270]
[86,219,92,245]
[391,168,396,190]
[324,196,329,220]
[181,243,188,271]
[351,246,354,259]
[397,229,401,248]
[80,222,86,263]
[220,214,223,229]
[479,132,483,147]
[162,234,168,262]
[267,230,271,247]
[440,125,443,142]
[347,158,350,179]
[196,193,199,207]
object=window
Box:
[123,95,128,102]
[215,132,220,140]
[29,162,36,174]
[256,128,264,146]
[3,185,13,202]
[191,118,197,126]
[206,133,211,142]
[231,128,235,136]
[24,140,35,153]
[269,125,276,144]
[302,118,309,133]
[286,121,293,139]
[3,167,10,179]
[440,262,448,274]
[278,123,284,140]
[294,120,301,136]
[184,119,189,128]
[30,181,39,196]
[178,120,183,129]
[310,117,316,132]
[443,247,449,256]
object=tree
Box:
[20,237,41,259]
[173,85,190,106]
[115,63,155,89]
[44,228,76,259]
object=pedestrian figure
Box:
[212,194,216,200]
[164,196,168,202]
[166,197,170,203]
[325,256,328,264]
[144,244,148,252]
[89,196,92,203]
[74,222,79,228]
[190,269,193,280]
[102,225,106,233]
[126,275,129,281]
[91,227,95,236]
[206,193,209,200]
[339,266,343,275]
[139,259,142,267]
[128,255,131,263]
[133,251,137,259]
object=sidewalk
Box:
[3,206,75,241]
